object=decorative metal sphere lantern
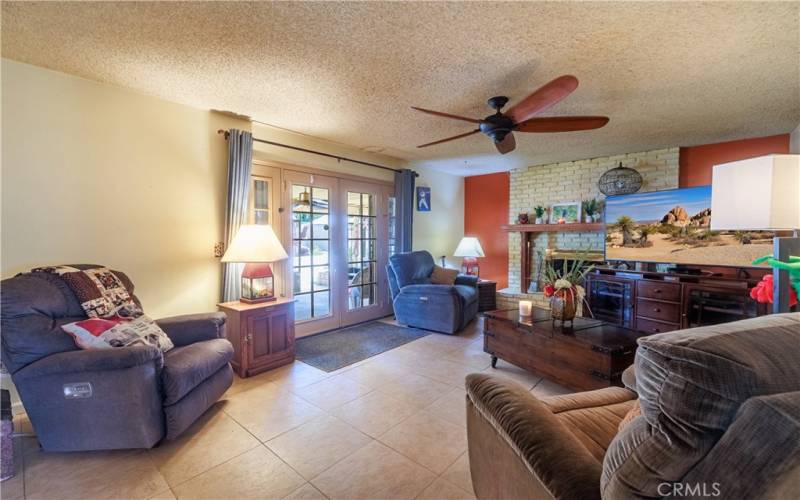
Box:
[598,162,643,196]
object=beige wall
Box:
[412,166,465,268]
[1,59,464,322]
[1,59,249,318]
[791,123,800,154]
[251,123,402,183]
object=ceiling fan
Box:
[412,75,609,155]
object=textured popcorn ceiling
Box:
[3,2,799,176]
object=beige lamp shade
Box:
[221,224,289,263]
[453,237,485,258]
[711,154,800,231]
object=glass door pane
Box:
[250,177,271,225]
[291,184,331,321]
[347,192,377,310]
[339,181,393,326]
[250,164,284,297]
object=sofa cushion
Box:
[164,364,233,440]
[620,364,636,392]
[389,251,435,288]
[1,274,84,373]
[1,269,142,374]
[454,284,478,306]
[617,401,641,433]
[602,313,800,498]
[161,339,233,405]
[541,387,637,462]
[679,391,800,500]
[554,400,636,463]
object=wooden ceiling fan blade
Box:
[495,133,516,155]
[515,116,609,133]
[507,75,579,124]
[416,129,480,148]
[411,106,483,124]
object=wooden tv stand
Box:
[585,266,770,333]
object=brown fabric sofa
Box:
[466,313,800,500]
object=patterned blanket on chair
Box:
[31,265,143,319]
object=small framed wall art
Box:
[550,201,581,224]
[416,187,431,212]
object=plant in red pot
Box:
[542,257,594,325]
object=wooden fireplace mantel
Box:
[503,222,605,293]
[501,222,605,233]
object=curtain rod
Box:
[218,129,413,175]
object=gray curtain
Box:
[394,169,416,253]
[222,129,253,302]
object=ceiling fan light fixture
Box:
[493,133,509,142]
[411,75,609,156]
[487,95,509,111]
[479,114,514,142]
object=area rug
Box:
[295,321,430,372]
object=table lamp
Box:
[711,154,800,313]
[454,237,485,277]
[222,224,289,303]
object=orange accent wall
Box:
[679,134,790,187]
[465,172,509,289]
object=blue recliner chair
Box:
[387,251,479,334]
[1,267,234,451]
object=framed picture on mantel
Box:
[550,201,580,224]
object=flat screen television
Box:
[604,185,773,267]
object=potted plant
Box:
[593,200,604,222]
[583,199,598,223]
[542,256,595,324]
[533,205,546,225]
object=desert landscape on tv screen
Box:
[605,186,773,267]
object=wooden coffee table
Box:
[483,307,642,391]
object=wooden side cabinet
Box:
[217,298,295,378]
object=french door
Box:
[283,171,393,337]
[339,179,394,327]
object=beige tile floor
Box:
[5,317,572,500]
